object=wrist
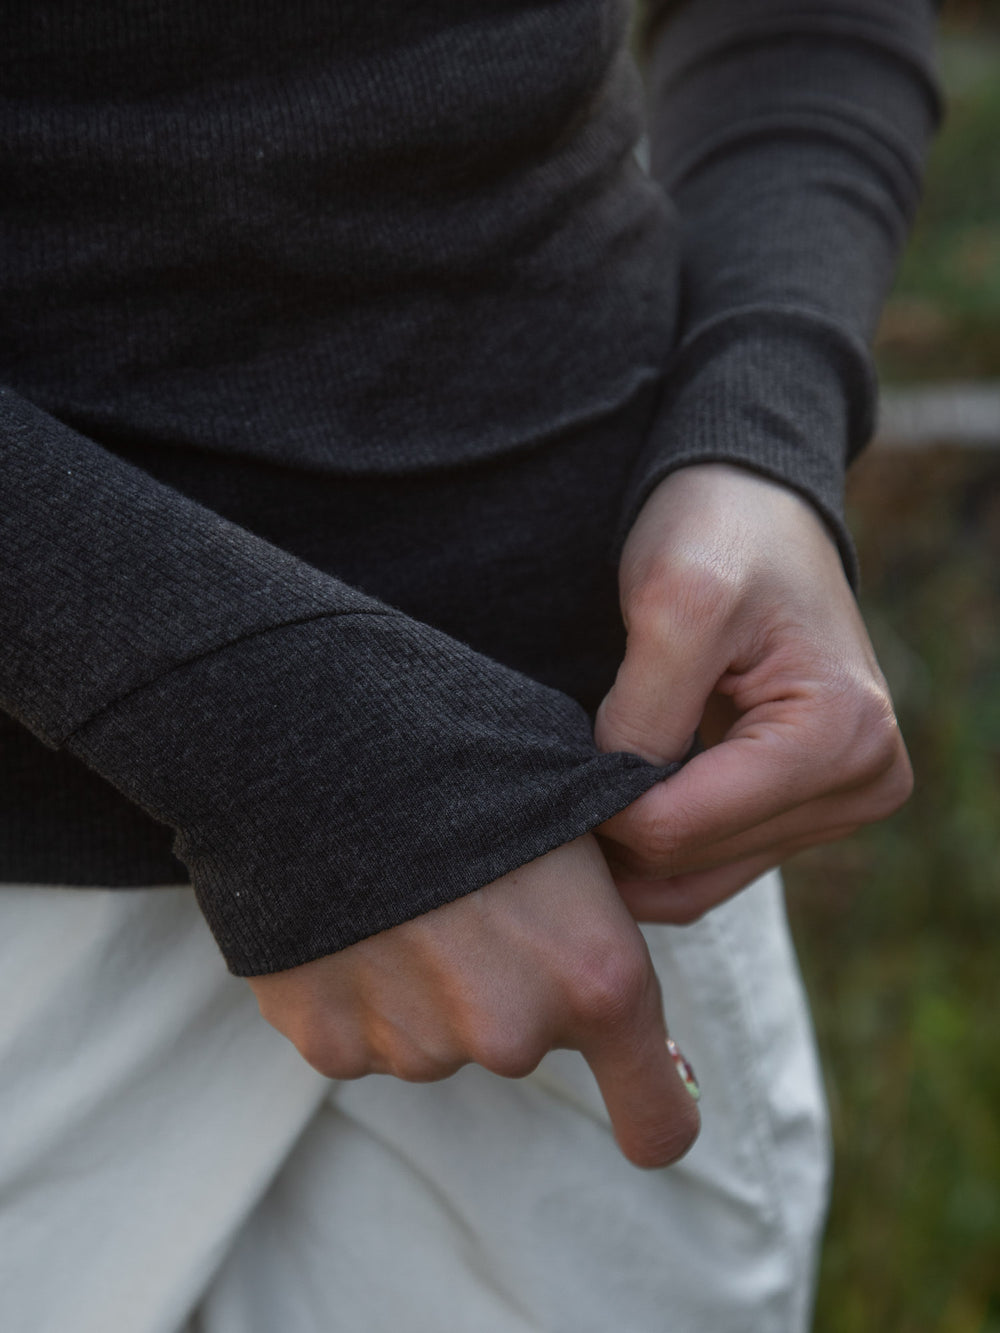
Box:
[618,462,851,629]
[617,312,868,588]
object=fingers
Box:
[593,569,736,766]
[574,958,701,1167]
[591,462,918,937]
[594,463,785,767]
[611,854,780,925]
[594,622,718,765]
[598,715,912,884]
[249,838,703,1168]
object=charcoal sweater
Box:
[0,1,940,974]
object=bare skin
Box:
[249,464,912,1169]
[248,834,701,1169]
[595,463,913,921]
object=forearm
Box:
[2,387,674,974]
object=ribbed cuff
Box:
[68,613,676,975]
[619,306,878,587]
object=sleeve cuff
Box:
[620,306,878,586]
[67,613,676,975]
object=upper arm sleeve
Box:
[629,0,943,581]
[2,388,673,974]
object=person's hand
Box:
[594,464,913,922]
[247,835,700,1168]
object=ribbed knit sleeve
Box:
[630,0,942,582]
[0,389,673,975]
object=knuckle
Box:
[294,1023,370,1082]
[891,756,915,805]
[384,1048,457,1084]
[871,748,914,817]
[478,1045,544,1081]
[851,709,908,789]
[470,1025,547,1080]
[819,675,913,824]
[627,552,741,639]
[373,1022,466,1083]
[250,982,373,1081]
[855,718,901,779]
[569,941,649,1027]
[630,815,695,878]
[609,815,684,877]
[826,677,907,788]
[642,820,685,870]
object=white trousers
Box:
[0,871,829,1333]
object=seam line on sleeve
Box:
[63,608,398,746]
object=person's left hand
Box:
[246,835,700,1170]
[594,463,913,923]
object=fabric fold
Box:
[2,387,673,974]
[68,616,674,974]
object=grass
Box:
[876,20,1000,382]
[785,447,1000,1332]
[784,10,1000,1328]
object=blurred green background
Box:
[781,2,1000,1329]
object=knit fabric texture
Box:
[0,0,940,974]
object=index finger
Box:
[600,725,819,868]
[575,961,701,1169]
[601,695,909,880]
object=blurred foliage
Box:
[635,3,1000,1325]
[876,7,1000,381]
[786,447,1000,1332]
[940,0,1000,31]
[787,7,1000,1326]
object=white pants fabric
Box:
[0,870,829,1333]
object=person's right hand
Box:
[247,835,700,1169]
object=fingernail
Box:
[666,1037,700,1102]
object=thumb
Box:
[594,611,726,765]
